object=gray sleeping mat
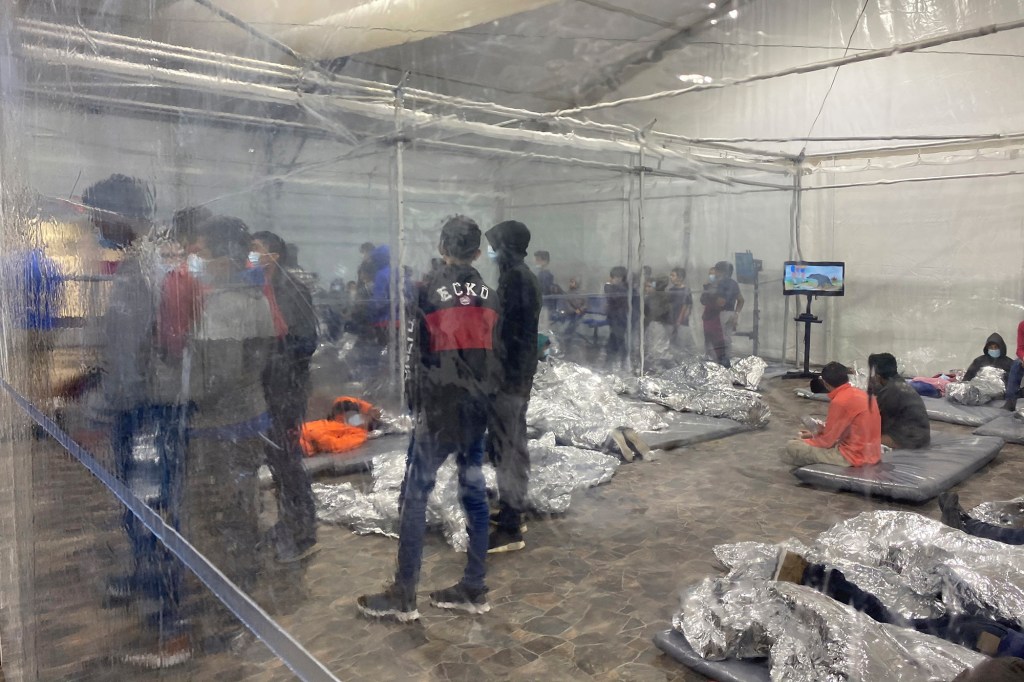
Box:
[792,433,1004,502]
[794,389,1004,427]
[653,629,769,682]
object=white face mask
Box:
[187,253,205,276]
[708,274,716,282]
[248,251,262,266]
[347,413,364,427]
[487,245,498,262]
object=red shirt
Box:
[1016,320,1024,360]
[804,383,882,466]
[158,267,203,358]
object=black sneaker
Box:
[429,582,491,614]
[117,633,193,669]
[1006,398,1018,412]
[489,511,528,533]
[488,528,525,554]
[356,584,419,622]
[938,492,966,531]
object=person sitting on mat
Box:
[868,352,930,450]
[963,332,1013,383]
[299,396,381,456]
[1006,319,1024,411]
[781,361,881,468]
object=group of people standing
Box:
[72,174,321,666]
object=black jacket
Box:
[485,222,542,397]
[964,332,1013,383]
[406,262,499,439]
[262,270,318,410]
[875,379,930,449]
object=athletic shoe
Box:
[429,582,491,615]
[117,634,193,669]
[356,584,419,622]
[275,539,321,564]
[938,492,966,531]
[489,511,528,533]
[1006,398,1018,412]
[488,528,526,554]
[607,427,634,462]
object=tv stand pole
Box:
[784,294,821,379]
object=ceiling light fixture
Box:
[709,18,718,24]
[708,2,717,8]
[729,9,739,18]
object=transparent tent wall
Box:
[801,149,1024,375]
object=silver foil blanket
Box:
[528,360,668,450]
[676,577,984,682]
[712,511,1024,627]
[313,435,618,549]
[947,365,1006,405]
[970,496,1024,529]
[636,359,771,427]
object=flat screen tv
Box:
[783,261,845,296]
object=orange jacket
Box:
[804,383,882,466]
[299,420,368,456]
[298,396,377,456]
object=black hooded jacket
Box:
[963,332,1013,383]
[485,221,542,396]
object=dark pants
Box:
[488,392,531,533]
[395,408,489,592]
[262,358,316,550]
[702,314,728,367]
[112,404,190,625]
[963,516,1024,545]
[803,562,1024,657]
[607,321,627,364]
[1006,359,1024,402]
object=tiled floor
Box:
[17,377,1024,680]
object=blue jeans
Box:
[395,410,489,592]
[112,404,190,622]
[1006,359,1024,402]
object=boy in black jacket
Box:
[357,216,499,622]
[485,221,542,553]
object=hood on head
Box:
[486,221,531,262]
[985,332,1007,357]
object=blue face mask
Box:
[187,253,204,277]
[708,274,716,282]
[988,348,1001,359]
[248,251,262,266]
[487,245,498,262]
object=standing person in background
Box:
[700,265,728,367]
[718,261,743,358]
[251,230,320,562]
[1005,322,1024,411]
[485,221,542,554]
[358,216,499,621]
[668,267,695,354]
[182,216,276,649]
[605,266,629,369]
[534,250,558,329]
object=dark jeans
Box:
[803,562,1024,657]
[263,361,316,550]
[606,322,627,364]
[963,516,1024,545]
[703,315,728,367]
[488,392,531,532]
[111,404,190,624]
[395,408,489,592]
[1006,359,1024,402]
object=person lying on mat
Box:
[939,492,1024,545]
[868,352,930,450]
[781,361,881,468]
[299,396,381,455]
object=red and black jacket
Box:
[406,263,499,430]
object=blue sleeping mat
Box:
[640,412,750,451]
[974,414,1024,445]
[653,629,768,682]
[794,389,1005,427]
[792,433,1004,502]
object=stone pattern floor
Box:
[15,377,1024,680]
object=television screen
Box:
[783,261,845,296]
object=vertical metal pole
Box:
[393,86,407,406]
[783,165,801,366]
[637,146,646,376]
[624,161,635,371]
